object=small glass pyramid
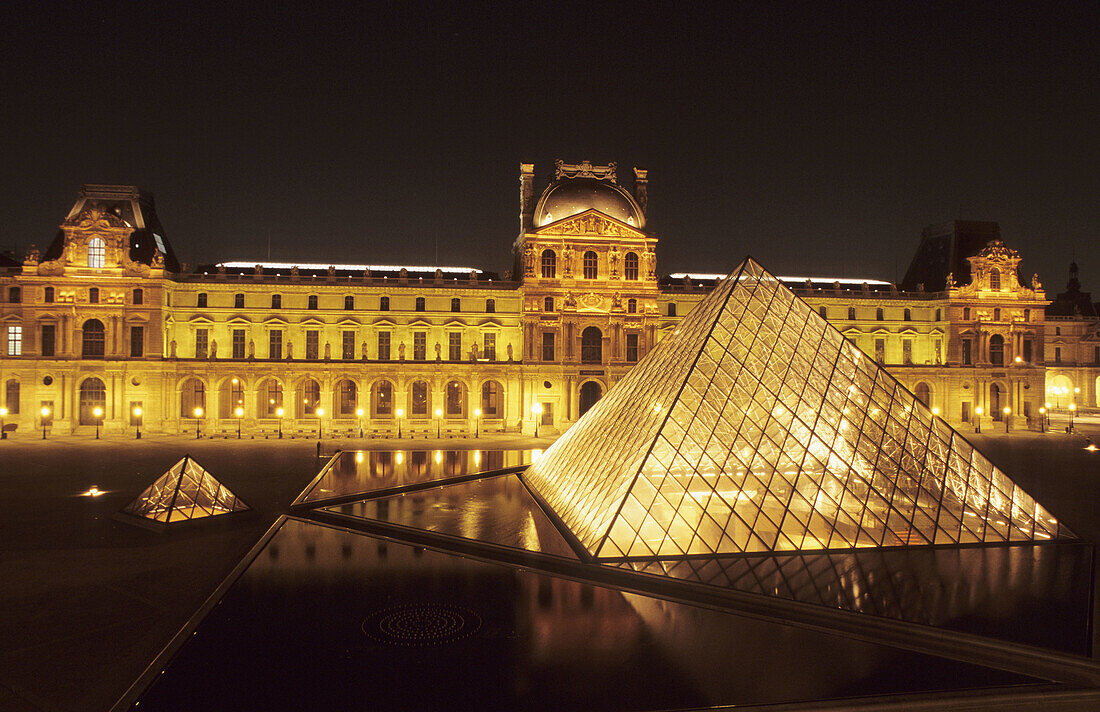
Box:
[525,257,1074,560]
[122,456,248,524]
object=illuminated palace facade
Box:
[0,165,1097,436]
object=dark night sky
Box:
[1,1,1096,290]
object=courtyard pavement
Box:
[0,427,1096,711]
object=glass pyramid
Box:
[525,257,1074,560]
[122,456,249,524]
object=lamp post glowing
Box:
[931,406,939,418]
[1044,402,1052,429]
[356,407,364,438]
[532,402,543,438]
[92,406,103,439]
[396,408,403,438]
[316,407,324,439]
[0,406,6,440]
[473,408,481,438]
[1003,406,1011,433]
[974,406,982,434]
[235,407,244,438]
[1069,402,1076,432]
[1039,406,1046,433]
[41,406,49,439]
[276,407,284,438]
[193,407,204,439]
[434,408,442,438]
[133,406,143,439]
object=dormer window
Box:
[87,237,105,269]
[989,269,1001,290]
[583,251,598,279]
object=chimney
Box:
[633,167,648,217]
[519,163,535,232]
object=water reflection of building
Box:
[1,176,1097,436]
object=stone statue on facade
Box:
[327,265,336,279]
[1032,273,1042,291]
[362,342,368,360]
[289,265,298,278]
[507,343,514,362]
[609,246,620,278]
[435,342,442,361]
[170,340,177,358]
[398,342,406,360]
[286,342,293,360]
[523,243,536,276]
[324,342,331,360]
[945,272,955,288]
[151,251,164,269]
[209,340,217,359]
[23,244,39,264]
[248,340,255,358]
[562,245,574,277]
[470,343,480,361]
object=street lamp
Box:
[434,408,442,438]
[316,407,324,439]
[193,407,204,439]
[356,407,364,438]
[1069,403,1076,433]
[473,408,481,438]
[235,407,244,438]
[40,406,50,439]
[532,402,543,438]
[0,406,6,440]
[93,406,103,439]
[276,407,284,438]
[974,406,983,434]
[133,406,143,439]
[1003,406,1011,433]
[396,408,404,438]
[1039,406,1046,433]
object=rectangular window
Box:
[342,330,355,360]
[668,303,677,317]
[626,333,639,362]
[232,329,246,359]
[961,402,971,423]
[448,332,461,361]
[413,332,426,360]
[271,294,282,309]
[197,293,207,308]
[1023,339,1032,363]
[269,330,283,360]
[1054,347,1061,364]
[1095,345,1099,365]
[133,288,144,305]
[9,287,21,303]
[40,324,55,357]
[306,330,319,360]
[44,286,54,303]
[542,332,555,361]
[5,380,18,414]
[818,306,827,319]
[962,339,972,365]
[6,325,22,356]
[540,402,553,426]
[483,333,496,361]
[874,338,885,364]
[130,326,144,358]
[902,339,912,365]
[195,328,208,359]
[378,332,391,360]
[234,293,244,308]
[486,299,495,313]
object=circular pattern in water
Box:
[362,603,482,646]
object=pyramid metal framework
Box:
[122,456,249,524]
[525,258,1073,560]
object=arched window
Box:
[481,381,503,417]
[579,381,602,416]
[624,252,639,280]
[82,319,105,358]
[218,377,245,418]
[415,296,426,312]
[87,237,105,269]
[79,378,106,425]
[409,381,429,417]
[4,379,19,414]
[848,306,856,320]
[298,379,321,417]
[233,293,244,308]
[989,334,1005,366]
[627,298,637,314]
[371,380,393,418]
[581,326,602,364]
[541,249,556,278]
[915,382,931,407]
[445,381,466,417]
[903,308,912,321]
[336,380,357,416]
[307,295,318,310]
[258,379,283,417]
[544,296,554,312]
[876,308,884,321]
[378,296,389,311]
[989,269,1001,290]
[197,293,208,308]
[180,378,206,418]
[583,251,598,279]
[89,287,99,304]
[451,298,461,312]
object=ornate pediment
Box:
[64,203,130,231]
[536,210,644,238]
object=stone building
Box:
[0,167,1097,437]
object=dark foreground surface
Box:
[0,429,1096,710]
